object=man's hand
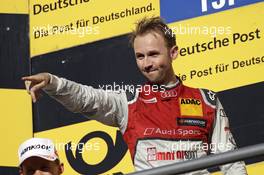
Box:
[22,73,51,103]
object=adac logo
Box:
[179,98,203,117]
[180,98,201,105]
[65,131,126,175]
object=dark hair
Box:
[54,159,61,165]
[129,16,176,48]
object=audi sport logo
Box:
[143,128,201,136]
[160,90,177,98]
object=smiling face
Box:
[133,31,178,85]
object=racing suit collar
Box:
[142,76,183,100]
[163,77,180,90]
[146,76,181,90]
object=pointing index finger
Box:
[22,76,34,81]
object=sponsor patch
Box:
[179,98,203,116]
[147,147,198,161]
[160,89,177,98]
[177,118,207,128]
[143,128,201,136]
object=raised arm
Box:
[22,73,128,133]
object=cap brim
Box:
[19,154,58,166]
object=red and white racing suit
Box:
[44,74,247,174]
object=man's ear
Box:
[170,45,178,60]
[59,163,64,174]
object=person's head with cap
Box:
[18,138,64,175]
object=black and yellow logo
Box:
[65,131,126,175]
[180,98,201,105]
[34,120,134,174]
[179,98,203,117]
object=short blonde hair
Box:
[129,16,176,48]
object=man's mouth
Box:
[145,69,158,73]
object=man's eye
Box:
[136,55,144,60]
[149,52,159,57]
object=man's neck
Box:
[164,76,177,86]
[161,72,178,86]
[149,75,179,89]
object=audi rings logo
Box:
[161,90,177,98]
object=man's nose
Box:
[33,170,44,175]
[143,57,152,71]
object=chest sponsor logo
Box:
[179,98,203,117]
[180,98,201,105]
[143,128,201,136]
[160,89,177,98]
[177,118,207,128]
[147,147,198,161]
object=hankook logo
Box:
[177,118,207,128]
[20,144,51,157]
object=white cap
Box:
[18,138,59,166]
